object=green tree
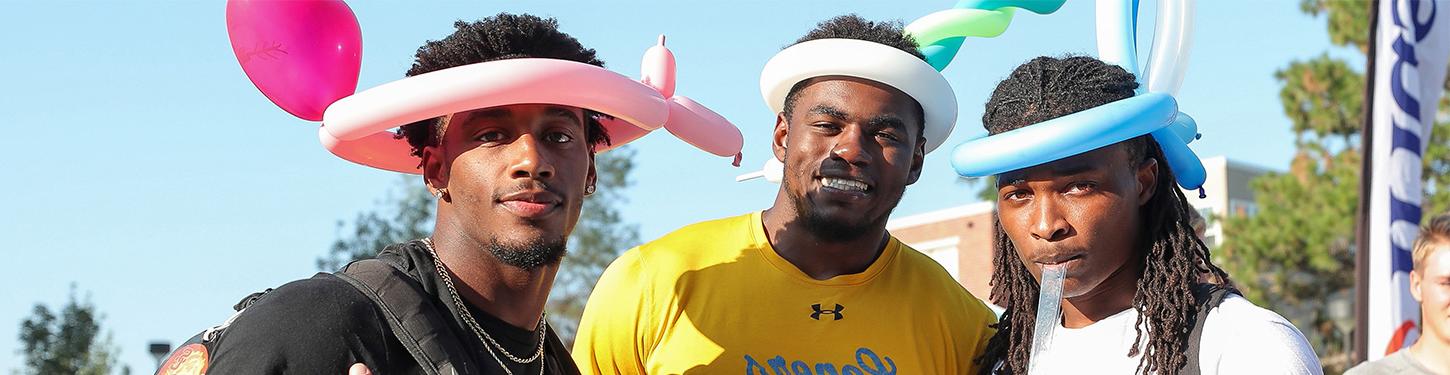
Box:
[1217,1,1450,372]
[17,286,126,375]
[316,147,639,344]
[1274,55,1364,141]
[1217,148,1360,372]
[316,175,434,271]
[1300,0,1372,54]
[547,147,639,343]
[960,175,998,202]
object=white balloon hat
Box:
[737,37,958,183]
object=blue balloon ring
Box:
[950,93,1207,191]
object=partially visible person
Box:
[1347,212,1450,375]
[1188,207,1208,241]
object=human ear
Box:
[585,152,598,196]
[772,112,789,162]
[422,146,449,195]
[906,136,925,185]
[1136,157,1159,206]
[1411,269,1423,303]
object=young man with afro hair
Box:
[973,55,1320,374]
[163,14,615,375]
[572,15,997,374]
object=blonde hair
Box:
[1413,213,1450,272]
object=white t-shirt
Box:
[1028,295,1323,374]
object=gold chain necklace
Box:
[422,238,547,375]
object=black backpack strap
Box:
[335,259,475,375]
[1182,283,1237,375]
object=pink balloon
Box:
[318,126,419,174]
[596,116,652,153]
[640,35,676,98]
[664,96,743,157]
[227,0,361,121]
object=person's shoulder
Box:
[213,274,388,350]
[1200,294,1322,373]
[890,242,997,323]
[892,242,974,294]
[205,274,397,372]
[241,274,379,323]
[1206,294,1301,331]
[640,212,754,249]
[893,242,957,276]
[630,212,757,265]
[1203,294,1311,344]
[1345,351,1428,375]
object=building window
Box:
[1229,199,1259,217]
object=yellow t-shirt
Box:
[573,211,997,374]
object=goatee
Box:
[488,236,567,269]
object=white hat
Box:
[743,38,957,182]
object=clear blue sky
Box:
[0,0,1355,372]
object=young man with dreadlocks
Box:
[153,14,730,375]
[572,15,996,374]
[1347,212,1450,375]
[969,56,1320,374]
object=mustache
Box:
[816,158,855,176]
[490,180,565,201]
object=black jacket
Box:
[201,241,580,375]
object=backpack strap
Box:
[336,259,476,375]
[1182,283,1236,375]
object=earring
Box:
[433,188,448,199]
[584,184,596,196]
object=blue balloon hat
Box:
[937,0,1208,192]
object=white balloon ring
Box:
[759,38,958,154]
[741,39,958,183]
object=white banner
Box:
[1368,0,1450,359]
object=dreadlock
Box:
[395,13,611,165]
[974,56,1234,375]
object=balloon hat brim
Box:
[949,93,1201,178]
[759,38,958,154]
[321,58,673,174]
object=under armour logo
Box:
[810,303,844,320]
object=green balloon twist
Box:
[906,0,1066,71]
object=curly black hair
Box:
[395,13,611,164]
[781,15,926,124]
[975,55,1233,375]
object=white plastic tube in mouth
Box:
[1029,264,1067,374]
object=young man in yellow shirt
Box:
[573,15,997,374]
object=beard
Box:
[785,180,893,244]
[487,235,568,270]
